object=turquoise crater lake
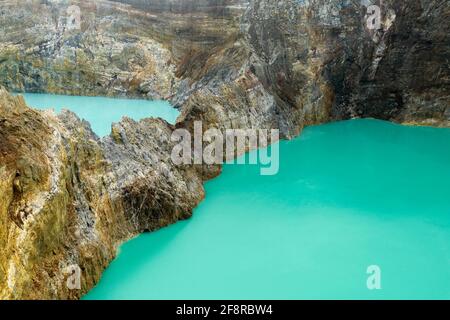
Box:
[19,93,179,137]
[84,119,450,300]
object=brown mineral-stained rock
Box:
[0,86,209,299]
[0,87,117,299]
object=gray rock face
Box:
[0,0,180,98]
[0,0,449,299]
[324,0,450,124]
[240,0,450,126]
[101,117,207,232]
[1,0,447,124]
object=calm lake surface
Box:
[81,118,450,299]
[19,93,179,136]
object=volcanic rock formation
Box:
[0,0,449,299]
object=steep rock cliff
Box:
[0,87,206,299]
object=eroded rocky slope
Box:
[0,0,449,299]
[0,87,207,299]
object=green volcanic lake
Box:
[83,119,450,300]
[19,93,179,136]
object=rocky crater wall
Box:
[0,0,449,299]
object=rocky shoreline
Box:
[0,0,449,299]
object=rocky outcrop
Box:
[0,0,178,98]
[0,86,209,299]
[0,0,246,100]
[0,0,449,299]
